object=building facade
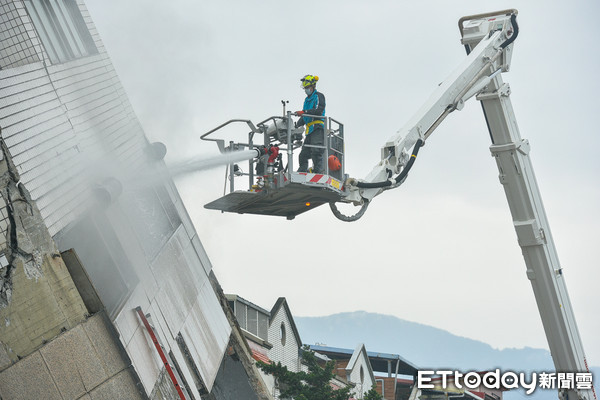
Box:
[0,1,269,399]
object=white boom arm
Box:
[344,12,517,205]
[344,10,596,400]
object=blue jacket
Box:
[298,90,326,135]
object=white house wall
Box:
[347,352,375,399]
[268,306,300,373]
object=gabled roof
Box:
[308,344,418,376]
[270,297,302,348]
[346,344,376,385]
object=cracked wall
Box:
[0,138,88,369]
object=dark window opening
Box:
[280,323,286,346]
[55,213,138,319]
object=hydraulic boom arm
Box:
[343,10,596,400]
[344,12,518,206]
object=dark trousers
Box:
[298,128,324,173]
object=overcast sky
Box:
[85,0,600,366]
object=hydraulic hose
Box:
[355,139,424,189]
[500,14,519,49]
[330,200,369,222]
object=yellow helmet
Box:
[300,75,319,88]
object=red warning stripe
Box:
[309,174,324,183]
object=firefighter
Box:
[295,75,326,173]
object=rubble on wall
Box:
[0,140,44,308]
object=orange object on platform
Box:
[328,155,341,171]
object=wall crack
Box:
[0,138,44,309]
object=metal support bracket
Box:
[477,83,511,101]
[514,219,546,247]
[489,138,530,156]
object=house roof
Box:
[226,294,271,316]
[247,340,271,364]
[346,344,376,385]
[270,297,302,348]
[307,344,418,376]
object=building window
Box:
[257,312,268,340]
[232,299,269,341]
[247,308,258,336]
[280,323,286,346]
[234,301,247,329]
[24,0,98,64]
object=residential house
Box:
[227,295,306,399]
[308,344,377,399]
[366,350,418,400]
[230,294,404,400]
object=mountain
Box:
[294,311,598,399]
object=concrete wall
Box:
[0,140,88,367]
[0,311,146,400]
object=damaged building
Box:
[0,0,271,399]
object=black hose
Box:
[330,200,369,222]
[500,14,519,49]
[355,139,424,189]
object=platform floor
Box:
[204,182,343,219]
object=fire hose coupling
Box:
[254,145,280,163]
[267,145,279,164]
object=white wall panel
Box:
[179,280,231,392]
[268,305,301,373]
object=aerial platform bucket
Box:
[201,112,346,219]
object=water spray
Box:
[167,149,261,178]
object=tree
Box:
[363,385,384,400]
[257,346,352,400]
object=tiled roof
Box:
[251,348,271,364]
[247,340,271,364]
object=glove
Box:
[295,110,305,116]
